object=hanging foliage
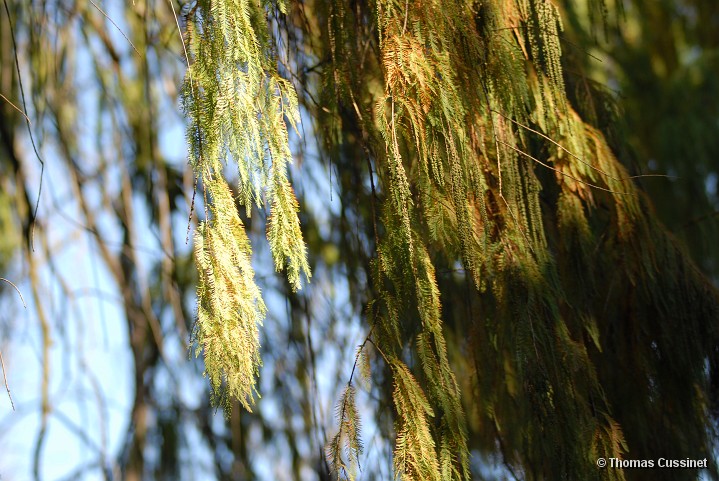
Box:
[182,0,719,479]
[183,0,311,412]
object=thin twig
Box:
[3,0,45,252]
[185,176,198,244]
[498,139,633,195]
[494,109,621,180]
[0,349,15,410]
[330,326,376,478]
[557,33,603,63]
[491,109,673,182]
[491,26,604,63]
[347,326,376,388]
[679,210,719,231]
[348,91,381,249]
[480,80,535,254]
[1,277,27,308]
[166,0,190,71]
[0,92,31,123]
[88,0,140,57]
[0,242,29,414]
[336,328,376,437]
[168,6,198,240]
[492,419,521,481]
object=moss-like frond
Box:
[327,385,363,480]
[391,358,441,481]
[192,178,266,412]
[182,0,310,412]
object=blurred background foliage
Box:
[0,0,718,480]
[561,0,719,277]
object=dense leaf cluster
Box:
[182,0,719,480]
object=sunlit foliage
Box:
[180,0,719,480]
[2,0,718,480]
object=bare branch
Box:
[88,0,141,57]
[1,277,26,308]
[0,277,25,410]
[3,0,45,252]
[0,349,14,411]
[0,92,31,124]
[498,139,634,195]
